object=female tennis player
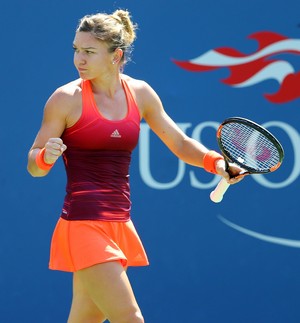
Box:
[27,9,243,323]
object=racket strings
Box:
[220,123,281,171]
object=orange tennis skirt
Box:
[49,217,149,272]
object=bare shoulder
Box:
[42,79,82,123]
[122,74,152,93]
[47,79,82,107]
[121,74,161,115]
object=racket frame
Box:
[210,117,284,203]
[216,117,284,175]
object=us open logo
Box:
[173,31,300,104]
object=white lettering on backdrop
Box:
[138,121,299,189]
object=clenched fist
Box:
[43,138,67,164]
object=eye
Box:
[73,46,79,53]
[85,50,95,55]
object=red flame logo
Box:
[173,31,300,104]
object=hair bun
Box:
[112,9,137,44]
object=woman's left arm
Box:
[138,81,209,166]
[137,80,243,183]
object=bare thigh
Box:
[73,261,144,323]
[68,273,106,323]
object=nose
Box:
[74,52,86,65]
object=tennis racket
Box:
[210,117,284,203]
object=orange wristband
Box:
[35,148,54,171]
[203,150,224,174]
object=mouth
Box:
[78,68,87,72]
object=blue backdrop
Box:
[1,0,300,322]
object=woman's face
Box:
[73,31,113,80]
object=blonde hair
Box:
[76,9,137,65]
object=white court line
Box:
[218,215,300,248]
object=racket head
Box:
[217,117,284,174]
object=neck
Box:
[89,73,122,98]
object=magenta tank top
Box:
[60,78,140,221]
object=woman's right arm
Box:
[27,90,69,177]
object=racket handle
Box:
[210,178,230,203]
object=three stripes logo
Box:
[173,31,300,104]
[110,129,121,138]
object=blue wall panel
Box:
[1,0,300,322]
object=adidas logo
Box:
[110,129,121,138]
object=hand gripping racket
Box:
[210,117,284,203]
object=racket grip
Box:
[210,178,230,203]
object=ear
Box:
[112,48,123,64]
